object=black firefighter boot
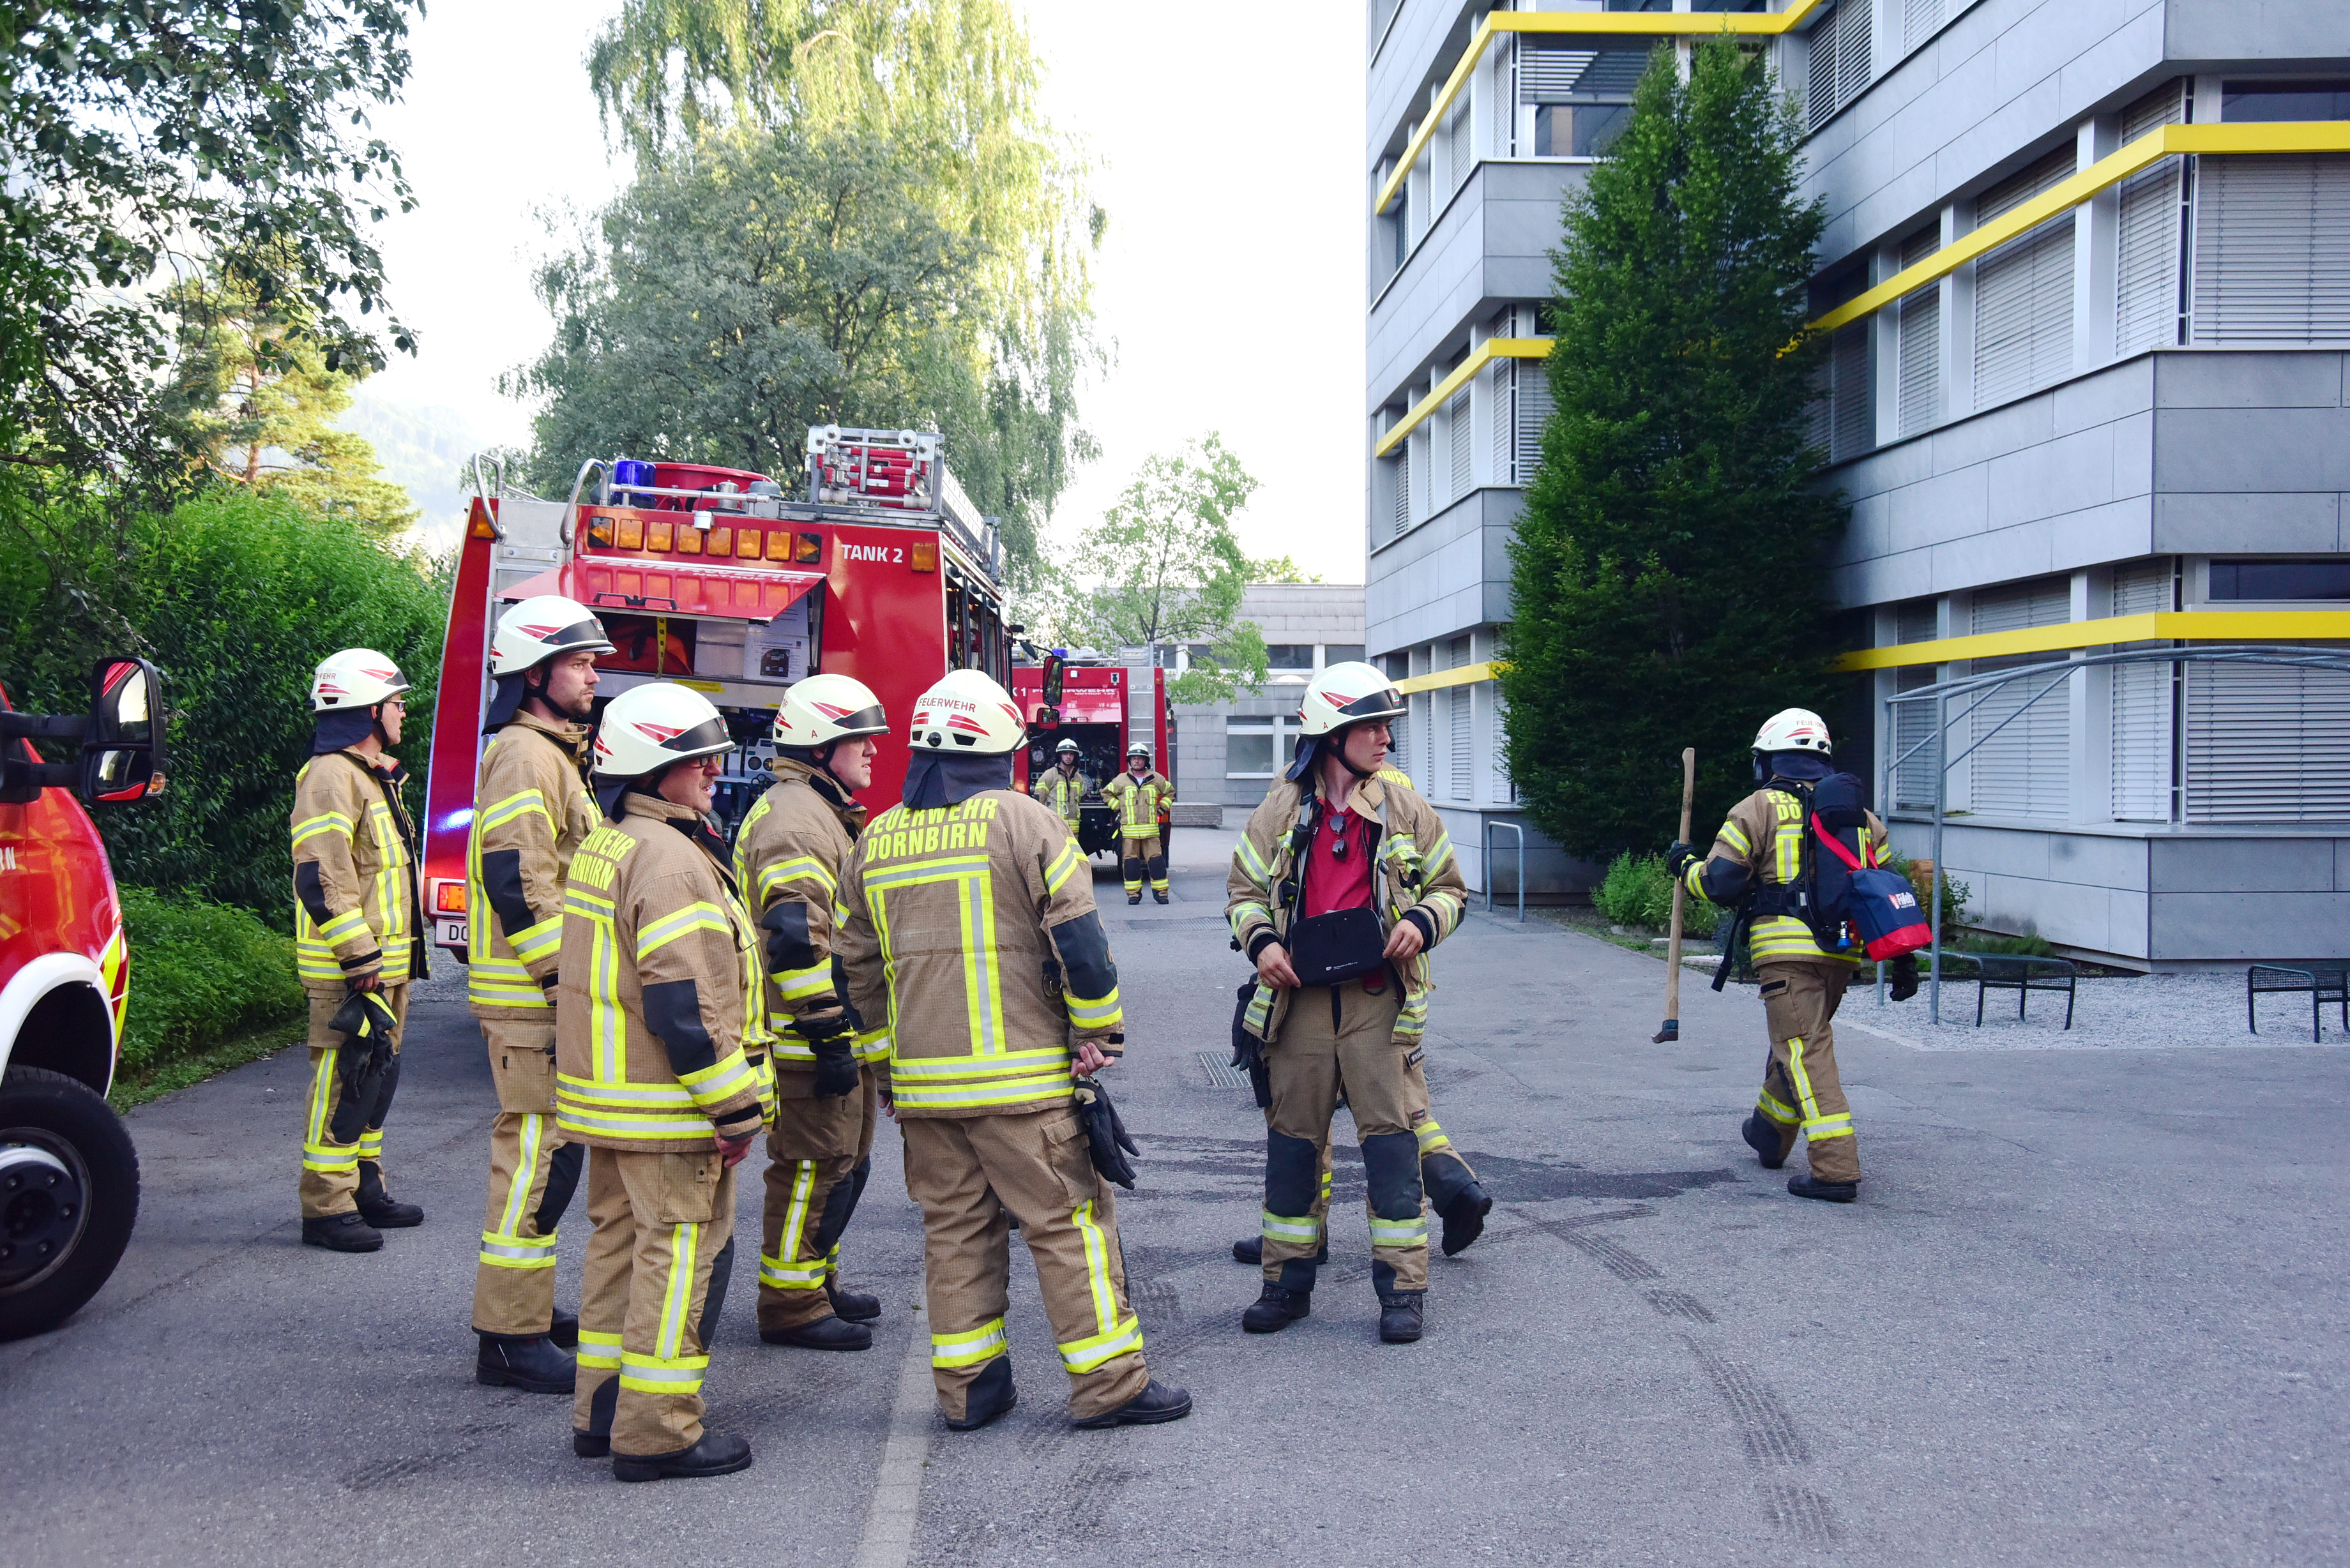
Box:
[1241,1282,1312,1333]
[549,1309,580,1349]
[300,1212,383,1253]
[827,1279,882,1324]
[761,1313,873,1351]
[1741,1110,1789,1171]
[612,1430,754,1482]
[1377,1290,1425,1345]
[477,1331,575,1394]
[944,1354,1019,1431]
[355,1160,423,1228]
[1787,1174,1858,1203]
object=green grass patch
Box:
[1594,850,1722,934]
[112,887,306,1106]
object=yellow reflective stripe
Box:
[887,1047,1071,1078]
[467,954,552,1010]
[291,810,355,848]
[1043,840,1084,894]
[775,961,833,1000]
[1065,987,1121,1030]
[619,1350,708,1396]
[479,1231,559,1268]
[319,908,370,942]
[1061,1198,1141,1371]
[1683,861,1709,900]
[1757,1089,1798,1125]
[1718,820,1753,856]
[678,1048,757,1115]
[1805,1115,1855,1140]
[888,1071,1074,1110]
[1368,1214,1429,1248]
[508,912,562,963]
[757,856,838,902]
[635,901,729,960]
[659,1221,699,1359]
[1421,828,1455,877]
[555,1104,715,1140]
[496,1113,547,1240]
[478,788,550,832]
[566,887,625,1082]
[1414,1120,1452,1155]
[932,1317,1008,1369]
[1232,833,1272,887]
[759,1160,827,1288]
[854,1027,891,1065]
[1785,1037,1823,1125]
[1227,901,1271,945]
[575,1329,623,1370]
[1261,1209,1320,1242]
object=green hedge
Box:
[0,488,449,926]
[1595,850,1722,933]
[116,887,305,1073]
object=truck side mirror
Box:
[1042,651,1065,709]
[81,658,166,804]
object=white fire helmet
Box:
[1055,738,1079,757]
[908,669,1026,755]
[1752,707,1833,758]
[772,672,888,751]
[1296,660,1407,738]
[490,595,616,677]
[310,649,411,712]
[593,683,734,778]
[1126,741,1151,762]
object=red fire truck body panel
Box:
[0,690,128,1078]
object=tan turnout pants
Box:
[1753,960,1861,1184]
[299,983,408,1219]
[1278,1045,1476,1237]
[1121,833,1167,897]
[901,1106,1150,1422]
[1261,979,1430,1295]
[572,1147,738,1458]
[757,1070,861,1331]
[472,1018,577,1335]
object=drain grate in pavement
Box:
[1195,1051,1248,1089]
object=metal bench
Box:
[2247,964,2349,1043]
[1973,954,2077,1029]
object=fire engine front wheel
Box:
[0,1067,139,1341]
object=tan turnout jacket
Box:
[731,758,890,1071]
[1100,769,1171,841]
[467,712,599,1017]
[554,794,766,1152]
[1226,772,1467,1047]
[837,788,1123,1119]
[1686,786,1889,968]
[291,749,425,991]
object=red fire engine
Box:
[421,428,1013,956]
[0,659,165,1338]
[1011,654,1173,859]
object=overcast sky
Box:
[356,0,1367,582]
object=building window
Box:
[1805,0,1872,130]
[2110,560,2177,823]
[1225,717,1300,778]
[1967,577,2073,820]
[2210,559,2350,601]
[1264,644,1315,672]
[2116,80,2189,358]
[1973,147,2078,410]
[1326,644,1367,665]
[2191,151,2350,345]
[1895,226,1941,437]
[1521,45,1644,157]
[2222,79,2350,122]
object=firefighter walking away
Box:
[1227,662,1473,1344]
[1102,741,1172,903]
[1670,709,1919,1203]
[836,670,1190,1431]
[465,596,614,1392]
[559,683,768,1481]
[291,649,430,1253]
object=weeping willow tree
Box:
[531,0,1102,585]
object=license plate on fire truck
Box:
[437,917,467,949]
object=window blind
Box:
[1515,362,1552,483]
[1448,389,1473,503]
[1391,445,1410,538]
[1492,357,1516,484]
[1450,688,1473,800]
[1892,598,1940,809]
[2190,154,2350,343]
[2116,82,2188,356]
[1829,320,1872,460]
[1450,90,1474,193]
[1904,0,1942,51]
[2109,559,2175,821]
[2185,652,2350,822]
[1897,227,1942,436]
[1967,576,2073,820]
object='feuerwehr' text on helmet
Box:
[908,670,1026,755]
[1752,707,1832,758]
[311,649,411,712]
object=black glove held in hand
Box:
[1888,954,1921,1002]
[1666,841,1702,878]
[792,1012,859,1097]
[1074,1078,1139,1190]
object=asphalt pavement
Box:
[4,824,2346,1566]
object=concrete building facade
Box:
[1167,583,1369,817]
[1367,0,2350,961]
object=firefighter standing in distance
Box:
[291,649,430,1253]
[836,669,1190,1431]
[733,673,893,1353]
[1101,741,1172,904]
[1227,662,1471,1343]
[1032,736,1090,832]
[560,683,768,1481]
[1669,708,1911,1203]
[465,597,614,1391]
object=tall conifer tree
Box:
[1502,37,1844,861]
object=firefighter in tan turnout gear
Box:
[1227,662,1473,1344]
[836,669,1190,1431]
[1031,735,1089,831]
[559,683,768,1482]
[291,648,430,1253]
[466,596,614,1392]
[732,672,892,1353]
[1669,708,1907,1203]
[1100,741,1172,904]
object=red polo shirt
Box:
[1302,798,1375,919]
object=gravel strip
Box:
[1810,969,2350,1052]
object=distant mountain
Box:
[342,388,495,551]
